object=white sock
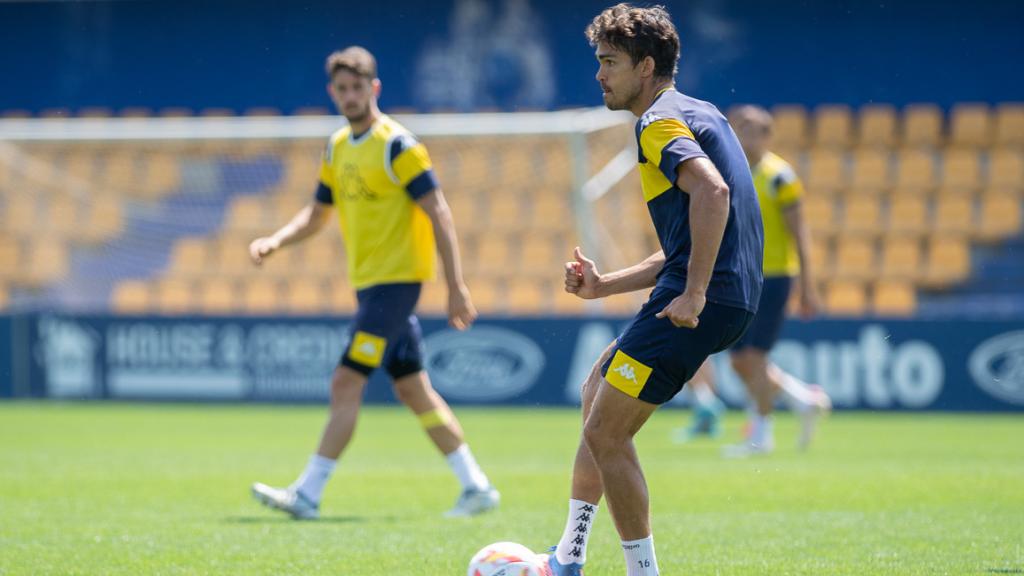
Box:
[623,535,659,576]
[292,454,336,503]
[693,383,718,409]
[750,414,774,448]
[776,370,818,412]
[446,444,489,492]
[555,499,598,565]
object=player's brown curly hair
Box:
[325,46,377,80]
[585,3,680,80]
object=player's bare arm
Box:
[783,201,821,318]
[655,156,730,328]
[565,247,665,299]
[417,188,477,331]
[249,201,332,265]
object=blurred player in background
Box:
[678,105,832,457]
[248,46,499,520]
[548,5,764,575]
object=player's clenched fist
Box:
[655,290,705,328]
[249,236,280,265]
[564,246,603,300]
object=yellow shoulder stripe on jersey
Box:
[639,118,696,169]
[392,143,433,186]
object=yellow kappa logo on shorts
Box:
[348,331,387,367]
[606,350,653,398]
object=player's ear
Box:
[371,78,382,98]
[641,56,656,78]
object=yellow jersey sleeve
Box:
[638,117,707,185]
[774,164,804,207]
[389,133,438,199]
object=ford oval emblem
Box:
[424,326,546,402]
[968,330,1024,405]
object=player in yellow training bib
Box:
[247,46,498,520]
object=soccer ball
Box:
[467,541,551,576]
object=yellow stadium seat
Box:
[199,278,238,314]
[23,239,69,288]
[922,236,971,288]
[540,140,573,192]
[809,238,832,278]
[486,196,524,230]
[940,149,982,192]
[44,195,79,238]
[552,282,588,315]
[873,280,916,316]
[988,149,1023,190]
[168,238,211,277]
[500,146,537,191]
[887,196,929,236]
[4,195,37,236]
[216,235,258,277]
[111,280,152,314]
[269,193,308,221]
[138,152,181,199]
[813,104,853,148]
[64,150,99,182]
[977,192,1023,242]
[602,292,644,316]
[805,149,846,193]
[841,196,883,236]
[475,235,513,274]
[894,149,937,192]
[154,279,195,314]
[448,192,482,233]
[81,194,125,245]
[468,278,502,314]
[508,279,547,314]
[849,149,891,191]
[802,197,837,238]
[770,105,808,148]
[825,280,867,316]
[902,104,943,148]
[99,150,139,192]
[417,281,448,316]
[857,104,898,148]
[833,236,877,280]
[950,103,992,148]
[994,103,1024,147]
[879,236,922,280]
[326,279,357,314]
[225,196,269,232]
[458,147,493,187]
[530,194,572,233]
[283,279,327,315]
[0,237,23,282]
[932,194,975,236]
[242,278,281,314]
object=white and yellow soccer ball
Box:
[467,541,551,576]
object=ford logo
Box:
[968,330,1024,405]
[424,326,545,402]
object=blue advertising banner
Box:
[0,315,11,398]
[8,313,1024,411]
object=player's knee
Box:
[391,377,424,406]
[730,351,758,380]
[582,417,617,461]
[329,369,365,404]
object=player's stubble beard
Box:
[603,80,642,112]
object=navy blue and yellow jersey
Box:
[634,88,764,313]
[752,151,803,277]
[315,115,439,290]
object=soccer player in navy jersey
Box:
[547,5,763,575]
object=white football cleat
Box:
[444,486,500,518]
[251,482,319,520]
[722,438,775,459]
[797,384,832,451]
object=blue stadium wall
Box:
[2,313,1023,411]
[1,0,1022,114]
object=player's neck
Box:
[631,79,675,117]
[349,107,382,136]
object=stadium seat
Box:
[802,196,837,237]
[849,149,891,192]
[988,149,1023,190]
[23,239,69,288]
[216,235,258,277]
[468,278,501,314]
[111,280,152,314]
[0,236,22,282]
[825,280,867,315]
[841,196,883,237]
[154,279,194,314]
[520,233,560,277]
[902,104,943,148]
[81,194,126,245]
[458,147,493,187]
[873,280,916,316]
[809,237,832,278]
[805,149,846,193]
[977,192,1023,242]
[932,194,975,236]
[242,278,281,314]
[100,150,139,191]
[894,149,937,192]
[994,103,1024,147]
[475,234,513,274]
[602,292,644,316]
[813,104,853,148]
[199,278,238,314]
[508,279,547,314]
[833,235,877,280]
[282,279,326,315]
[858,105,898,148]
[44,195,79,238]
[922,236,971,288]
[530,194,572,233]
[225,196,269,231]
[940,149,982,193]
[169,238,211,277]
[879,235,923,280]
[887,196,929,236]
[486,196,524,230]
[4,195,37,236]
[771,105,808,148]
[551,281,587,315]
[417,281,448,316]
[327,279,356,314]
[950,103,992,148]
[138,152,181,198]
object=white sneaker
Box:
[797,385,832,451]
[444,486,500,518]
[722,438,775,459]
[251,482,319,520]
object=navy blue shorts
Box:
[339,283,425,379]
[601,286,755,405]
[731,276,792,353]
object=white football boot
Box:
[251,482,319,520]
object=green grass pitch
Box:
[1,402,1022,575]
